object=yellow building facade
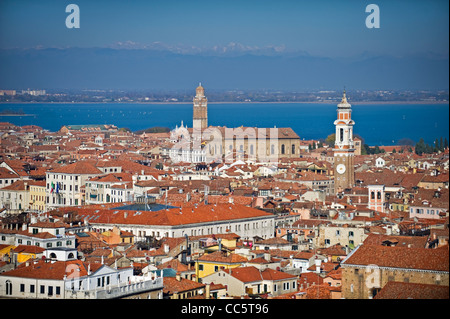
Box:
[30,183,46,212]
[195,251,247,281]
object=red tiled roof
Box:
[0,180,31,191]
[1,259,102,279]
[29,221,66,229]
[298,272,323,287]
[374,281,449,299]
[157,258,190,273]
[163,277,205,294]
[342,244,449,272]
[224,266,296,283]
[362,233,428,248]
[0,167,20,179]
[72,203,273,227]
[48,161,103,175]
[198,251,248,264]
[305,284,332,299]
[12,245,46,254]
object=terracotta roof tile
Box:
[198,251,248,264]
[224,266,296,283]
[343,244,449,272]
[163,277,205,294]
[1,259,98,280]
[48,161,103,175]
[67,203,273,227]
[374,281,449,299]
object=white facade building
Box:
[72,203,276,242]
[46,162,103,208]
[0,259,163,299]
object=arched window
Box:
[50,253,57,259]
[377,191,382,200]
[5,280,12,295]
[68,253,74,259]
[292,144,295,154]
[271,144,275,155]
[281,144,285,154]
[371,192,375,199]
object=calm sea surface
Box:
[0,102,448,146]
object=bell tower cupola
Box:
[333,89,356,192]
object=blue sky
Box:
[0,0,448,57]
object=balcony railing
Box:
[65,275,163,299]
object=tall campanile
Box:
[193,83,208,131]
[333,90,355,193]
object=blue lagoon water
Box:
[0,102,448,146]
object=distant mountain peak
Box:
[108,41,302,57]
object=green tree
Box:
[325,133,335,147]
[415,138,426,155]
[362,144,372,155]
[435,138,440,152]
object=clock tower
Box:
[333,90,355,193]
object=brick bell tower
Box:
[193,83,208,132]
[333,90,356,193]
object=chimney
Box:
[176,274,181,281]
[205,283,211,299]
[315,257,322,274]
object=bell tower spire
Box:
[333,89,356,193]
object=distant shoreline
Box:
[0,100,448,105]
[0,113,35,116]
